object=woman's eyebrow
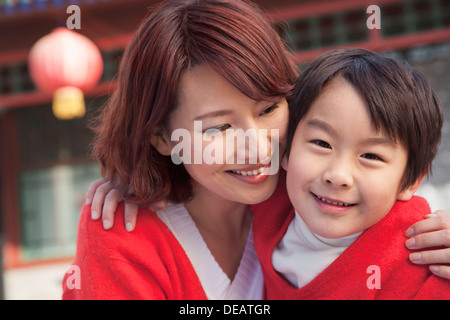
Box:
[194,110,233,121]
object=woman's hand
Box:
[85,178,167,232]
[405,210,450,280]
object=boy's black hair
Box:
[287,48,443,191]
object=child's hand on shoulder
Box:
[85,178,162,232]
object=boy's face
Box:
[283,77,420,239]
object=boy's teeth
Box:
[231,166,266,176]
[315,195,354,207]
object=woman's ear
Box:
[150,127,172,156]
[397,175,426,201]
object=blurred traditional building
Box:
[0,0,449,269]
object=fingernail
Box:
[91,210,98,220]
[404,227,414,238]
[410,252,422,262]
[126,223,133,232]
[429,265,440,274]
[85,197,91,205]
[103,219,112,229]
[405,237,416,249]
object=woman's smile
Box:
[227,162,272,185]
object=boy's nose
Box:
[322,160,354,189]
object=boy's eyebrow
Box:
[306,119,337,136]
[193,110,233,121]
[307,119,397,148]
[360,137,397,148]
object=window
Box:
[13,96,106,261]
[19,162,101,260]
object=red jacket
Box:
[62,204,207,300]
[252,187,450,300]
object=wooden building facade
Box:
[1,0,449,268]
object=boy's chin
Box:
[307,220,363,239]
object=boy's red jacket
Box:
[252,175,450,300]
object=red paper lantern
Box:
[28,28,103,119]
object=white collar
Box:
[272,210,361,289]
[157,202,263,300]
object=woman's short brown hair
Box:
[287,48,443,191]
[93,0,297,205]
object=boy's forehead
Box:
[306,77,366,119]
[301,78,401,147]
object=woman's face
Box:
[161,64,288,204]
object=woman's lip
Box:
[226,164,272,184]
[230,162,269,172]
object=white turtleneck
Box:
[272,210,362,289]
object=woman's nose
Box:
[234,125,272,164]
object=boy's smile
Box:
[284,77,420,239]
[312,192,357,210]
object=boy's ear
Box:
[281,154,289,171]
[397,175,426,201]
[150,127,172,156]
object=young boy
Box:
[252,48,450,299]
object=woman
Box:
[64,0,296,299]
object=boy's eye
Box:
[311,139,332,149]
[361,153,383,161]
[260,104,278,116]
[203,124,231,134]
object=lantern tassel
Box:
[52,86,86,120]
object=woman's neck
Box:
[184,181,252,281]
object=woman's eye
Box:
[260,104,278,116]
[203,124,231,134]
[311,139,331,149]
[361,153,383,161]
